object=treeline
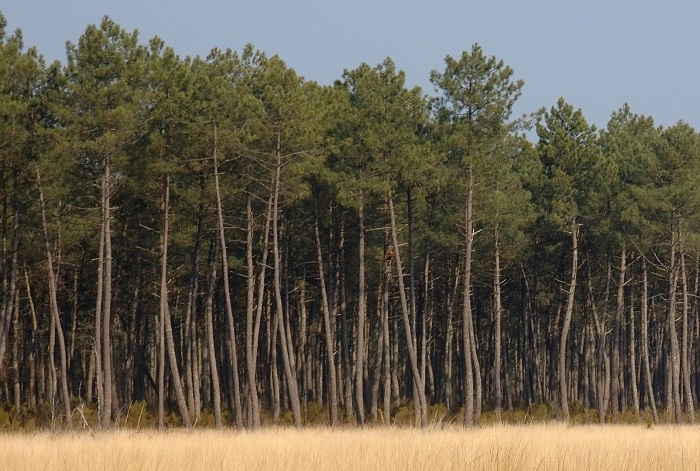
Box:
[1,13,700,430]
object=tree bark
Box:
[272,131,302,427]
[314,205,339,426]
[641,259,659,423]
[388,193,427,427]
[356,190,367,426]
[204,253,222,428]
[160,173,192,428]
[680,249,695,423]
[36,169,72,429]
[669,219,682,423]
[463,167,476,427]
[494,223,503,420]
[212,124,244,428]
[559,219,578,421]
[611,242,626,422]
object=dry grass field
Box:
[1,424,699,470]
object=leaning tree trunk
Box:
[388,193,427,427]
[680,249,695,423]
[314,205,339,426]
[559,219,578,421]
[204,254,223,429]
[641,259,659,423]
[37,169,72,429]
[212,124,244,428]
[160,173,192,428]
[271,131,302,427]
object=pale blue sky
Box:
[3,1,699,132]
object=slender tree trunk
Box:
[272,131,302,427]
[314,205,339,426]
[494,223,503,421]
[245,192,261,429]
[669,219,682,423]
[641,259,659,423]
[160,173,192,428]
[388,193,427,427]
[36,169,72,429]
[382,234,392,423]
[680,249,695,423]
[184,202,203,419]
[12,292,19,413]
[212,125,244,428]
[205,254,223,429]
[355,190,367,426]
[463,167,476,427]
[629,279,640,416]
[559,219,578,421]
[0,193,18,375]
[611,242,626,422]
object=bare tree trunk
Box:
[559,220,578,421]
[629,279,640,416]
[212,125,244,428]
[205,254,222,429]
[272,132,302,427]
[356,190,367,426]
[160,173,192,428]
[494,223,503,421]
[245,192,261,429]
[0,193,19,373]
[388,193,427,427]
[314,205,339,426]
[12,293,19,413]
[680,249,695,423]
[36,169,72,429]
[611,242,626,422]
[463,167,476,427]
[669,219,682,423]
[382,234,392,423]
[641,259,659,423]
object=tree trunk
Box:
[382,233,392,423]
[388,193,427,427]
[611,242,626,422]
[212,124,244,428]
[272,131,302,427]
[160,173,192,428]
[356,190,367,426]
[99,156,113,430]
[629,279,640,415]
[494,223,503,420]
[669,219,682,423]
[205,253,222,428]
[463,167,476,427]
[641,259,659,423]
[680,249,695,423]
[245,192,261,429]
[314,205,339,426]
[559,219,578,421]
[36,169,72,429]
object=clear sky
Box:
[3,1,699,132]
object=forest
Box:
[1,12,700,430]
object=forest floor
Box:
[1,424,699,470]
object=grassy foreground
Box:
[1,424,699,470]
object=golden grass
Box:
[1,424,699,470]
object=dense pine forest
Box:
[1,13,700,430]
